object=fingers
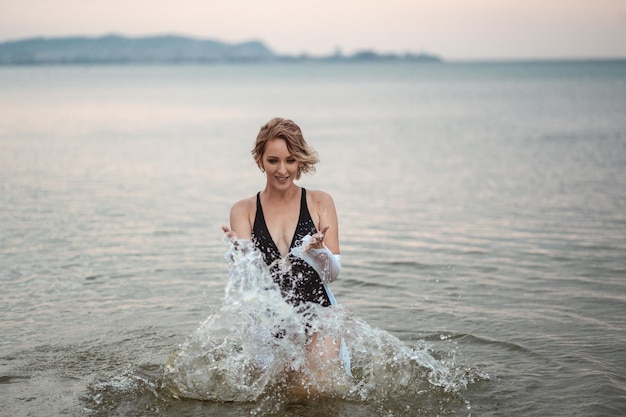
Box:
[306,225,329,251]
[222,225,237,240]
[316,225,329,242]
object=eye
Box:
[266,158,278,164]
[287,158,297,164]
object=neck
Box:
[262,183,300,201]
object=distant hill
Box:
[0,35,275,64]
[0,35,442,64]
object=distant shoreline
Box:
[0,34,442,65]
[1,35,624,66]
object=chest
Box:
[264,207,300,256]
[259,196,318,258]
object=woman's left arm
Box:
[301,190,341,283]
[316,191,340,255]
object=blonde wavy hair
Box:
[252,117,319,180]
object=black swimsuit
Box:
[252,188,331,308]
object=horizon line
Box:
[2,32,626,62]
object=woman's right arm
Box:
[225,198,253,240]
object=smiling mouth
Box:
[276,176,289,181]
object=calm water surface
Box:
[1,61,625,416]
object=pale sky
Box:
[1,0,625,60]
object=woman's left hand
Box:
[305,225,329,252]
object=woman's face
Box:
[261,138,299,188]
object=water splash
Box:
[161,238,486,406]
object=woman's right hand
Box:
[222,225,238,241]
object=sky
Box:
[1,0,625,60]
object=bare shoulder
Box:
[306,189,338,225]
[307,189,340,253]
[229,194,256,239]
[306,189,336,207]
[230,195,256,214]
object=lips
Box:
[276,176,289,182]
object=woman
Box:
[222,117,347,395]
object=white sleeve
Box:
[302,244,341,283]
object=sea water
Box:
[159,237,484,411]
[1,61,626,416]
